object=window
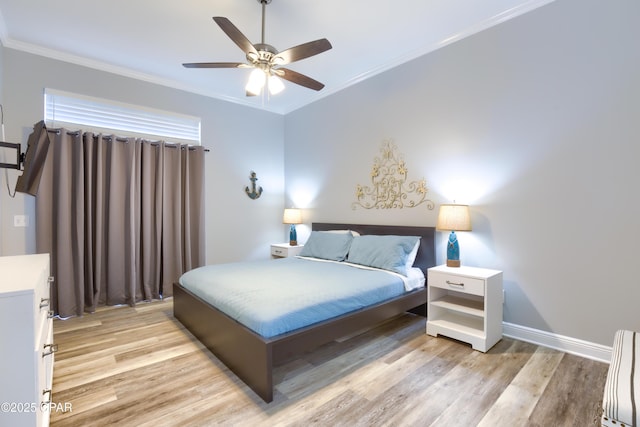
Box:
[44,89,201,145]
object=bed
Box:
[173,223,436,403]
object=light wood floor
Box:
[50,299,607,427]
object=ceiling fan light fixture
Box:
[268,74,285,95]
[246,68,266,95]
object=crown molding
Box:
[334,0,556,92]
[1,37,283,114]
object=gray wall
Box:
[284,0,640,346]
[0,48,286,264]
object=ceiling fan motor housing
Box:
[247,44,281,75]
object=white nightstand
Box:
[426,265,503,352]
[270,243,304,259]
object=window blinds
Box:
[44,89,201,145]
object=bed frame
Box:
[173,223,436,403]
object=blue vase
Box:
[289,224,297,245]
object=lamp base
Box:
[446,231,461,268]
[446,259,461,267]
[289,224,298,247]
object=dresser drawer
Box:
[34,269,52,321]
[429,271,485,296]
[35,273,53,354]
[37,318,55,427]
[41,317,55,386]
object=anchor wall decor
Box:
[352,139,434,210]
[245,171,263,200]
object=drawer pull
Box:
[446,280,465,288]
[40,298,50,309]
[42,389,52,404]
[274,249,283,254]
[43,343,59,357]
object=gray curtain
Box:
[36,128,205,317]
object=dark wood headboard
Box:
[312,223,436,274]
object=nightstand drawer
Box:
[271,246,288,257]
[270,243,304,258]
[429,272,485,296]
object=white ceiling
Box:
[0,0,554,115]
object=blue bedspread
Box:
[178,257,407,338]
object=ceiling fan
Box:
[183,0,332,97]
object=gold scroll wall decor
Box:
[352,140,434,210]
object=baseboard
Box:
[502,322,612,364]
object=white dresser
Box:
[0,254,55,427]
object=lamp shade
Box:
[436,204,472,231]
[283,208,302,224]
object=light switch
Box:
[14,215,29,227]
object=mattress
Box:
[179,256,424,338]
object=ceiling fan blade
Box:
[278,68,325,91]
[212,17,258,56]
[183,62,248,69]
[274,39,332,65]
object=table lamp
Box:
[283,208,302,246]
[436,204,472,267]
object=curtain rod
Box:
[45,129,209,151]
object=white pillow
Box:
[405,240,420,271]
